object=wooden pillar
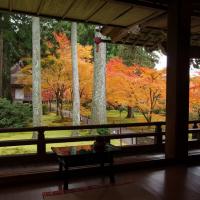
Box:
[166,0,191,160]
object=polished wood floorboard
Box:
[0,154,164,177]
[1,164,200,200]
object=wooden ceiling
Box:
[0,0,200,51]
[0,0,165,27]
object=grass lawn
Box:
[0,113,122,155]
[0,110,166,155]
[107,109,165,132]
[107,109,165,123]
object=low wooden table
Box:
[52,144,118,189]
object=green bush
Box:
[0,98,32,128]
[97,128,110,136]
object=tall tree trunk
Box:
[59,99,64,119]
[56,98,59,115]
[91,29,107,125]
[1,14,11,100]
[71,22,80,136]
[49,100,52,112]
[127,106,134,118]
[0,29,3,98]
[32,17,42,139]
[3,41,12,100]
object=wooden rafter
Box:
[111,5,133,21]
[62,0,77,19]
[111,25,139,43]
[9,0,13,11]
[86,1,108,21]
[111,10,164,43]
[140,12,167,28]
[37,0,45,15]
[101,26,114,35]
[113,0,167,10]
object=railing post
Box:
[192,122,199,140]
[155,124,162,145]
[37,129,46,156]
[135,137,138,145]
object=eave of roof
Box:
[1,0,200,52]
[0,0,167,28]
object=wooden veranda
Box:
[0,1,200,199]
[0,0,198,160]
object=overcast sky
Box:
[155,52,167,69]
[155,52,200,77]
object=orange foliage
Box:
[190,76,200,119]
[17,34,167,123]
[18,32,93,105]
[106,58,166,122]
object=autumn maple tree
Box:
[190,76,200,119]
[17,32,167,123]
[17,32,93,119]
[106,58,165,123]
[132,67,166,123]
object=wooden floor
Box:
[0,153,165,177]
[1,164,200,200]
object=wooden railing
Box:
[0,120,200,159]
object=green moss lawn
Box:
[0,112,122,155]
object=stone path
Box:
[61,110,136,145]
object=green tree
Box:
[118,45,159,67]
[117,45,159,118]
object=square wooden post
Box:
[166,0,191,160]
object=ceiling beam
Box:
[160,42,200,58]
[111,5,133,22]
[140,12,167,27]
[62,0,77,19]
[86,1,108,21]
[101,26,115,35]
[37,0,45,15]
[0,8,125,28]
[102,37,200,58]
[113,0,167,10]
[112,1,200,17]
[190,45,200,58]
[9,0,13,11]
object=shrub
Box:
[97,128,110,136]
[0,98,32,128]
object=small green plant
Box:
[96,128,110,136]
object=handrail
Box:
[0,132,164,146]
[188,128,200,133]
[1,128,199,147]
[1,128,200,147]
[0,122,164,133]
[0,119,199,133]
[0,139,37,147]
[0,120,200,158]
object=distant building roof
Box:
[10,61,25,86]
